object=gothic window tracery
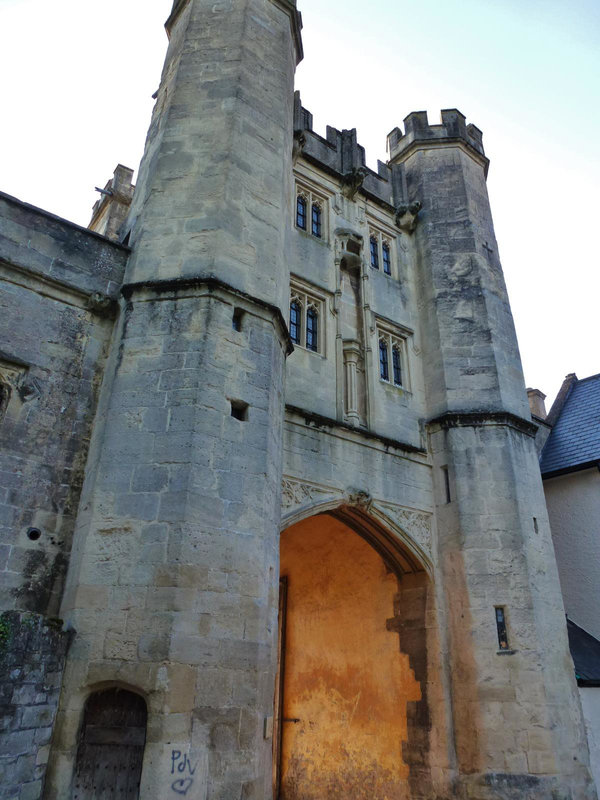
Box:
[289,284,325,355]
[311,203,322,238]
[379,338,389,381]
[290,299,301,344]
[377,328,408,389]
[295,183,327,240]
[369,227,395,278]
[382,241,391,275]
[306,306,318,351]
[296,195,307,230]
[370,237,379,270]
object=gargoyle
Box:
[86,292,117,317]
[292,131,306,166]
[395,200,422,234]
[341,167,368,200]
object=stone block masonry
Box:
[0,612,70,800]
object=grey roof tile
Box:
[567,619,600,685]
[541,373,600,476]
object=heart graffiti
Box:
[171,778,194,795]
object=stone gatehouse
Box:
[0,1,595,798]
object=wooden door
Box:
[272,577,288,800]
[72,688,147,799]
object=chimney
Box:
[527,388,547,420]
[88,164,135,242]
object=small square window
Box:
[230,400,248,421]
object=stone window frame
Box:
[375,320,411,392]
[295,181,328,242]
[0,378,11,423]
[368,224,396,278]
[289,278,328,357]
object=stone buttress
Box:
[45,1,302,798]
[389,112,596,797]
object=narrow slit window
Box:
[382,242,391,275]
[370,237,379,269]
[296,196,307,230]
[495,607,509,650]
[232,308,243,331]
[442,466,451,503]
[290,300,301,344]
[306,307,318,352]
[379,339,389,381]
[311,203,322,238]
[392,346,402,386]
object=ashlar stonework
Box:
[0,0,595,798]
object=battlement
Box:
[293,95,488,209]
[293,92,404,209]
[387,109,485,162]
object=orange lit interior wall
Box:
[279,514,422,799]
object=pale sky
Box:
[1,0,599,407]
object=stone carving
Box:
[281,477,341,511]
[292,131,306,166]
[395,200,422,233]
[346,488,373,511]
[86,292,116,317]
[341,167,368,200]
[373,500,432,557]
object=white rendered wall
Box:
[544,468,600,640]
[580,688,600,792]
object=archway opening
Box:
[73,688,147,799]
[274,511,428,800]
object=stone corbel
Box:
[341,167,368,200]
[395,200,422,234]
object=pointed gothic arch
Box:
[280,493,433,577]
[274,505,438,799]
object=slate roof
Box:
[567,619,600,686]
[540,373,600,477]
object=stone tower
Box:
[0,1,596,799]
[45,0,302,797]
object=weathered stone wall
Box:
[0,612,70,800]
[46,1,301,797]
[0,193,128,616]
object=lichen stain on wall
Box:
[279,514,421,799]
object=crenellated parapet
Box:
[293,91,405,209]
[293,95,487,209]
[387,109,487,173]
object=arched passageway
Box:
[72,688,147,799]
[274,511,431,800]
